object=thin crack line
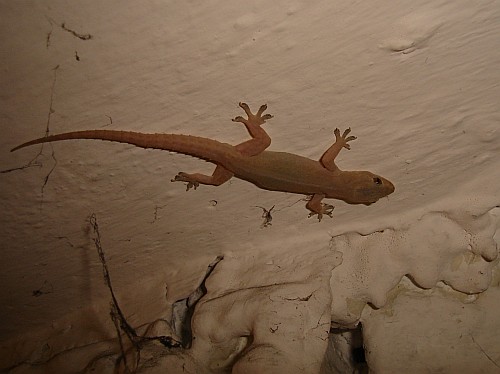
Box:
[39,65,60,200]
[1,66,59,193]
[471,334,500,369]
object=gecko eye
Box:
[373,177,382,185]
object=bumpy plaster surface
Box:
[330,206,499,325]
[188,251,339,373]
[4,204,498,373]
[1,0,500,372]
[362,279,500,373]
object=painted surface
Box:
[1,0,499,372]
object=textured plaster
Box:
[1,0,500,372]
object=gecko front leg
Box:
[306,194,334,222]
[319,128,357,172]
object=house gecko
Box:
[11,102,395,220]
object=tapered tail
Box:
[11,130,237,164]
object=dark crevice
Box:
[171,255,224,348]
[352,346,366,364]
[329,323,368,373]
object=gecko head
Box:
[335,171,395,205]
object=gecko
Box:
[11,102,395,220]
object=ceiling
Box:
[1,0,499,370]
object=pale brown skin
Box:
[11,103,395,220]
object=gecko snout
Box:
[375,175,395,196]
[363,174,395,203]
[384,177,395,194]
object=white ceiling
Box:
[1,0,499,370]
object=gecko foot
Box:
[306,194,334,222]
[171,172,200,191]
[307,204,334,222]
[232,102,273,127]
[333,128,357,150]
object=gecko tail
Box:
[11,130,237,165]
[11,136,52,152]
[11,130,146,152]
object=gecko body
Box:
[11,103,395,220]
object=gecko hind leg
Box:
[171,165,233,191]
[232,102,273,156]
[306,194,334,222]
